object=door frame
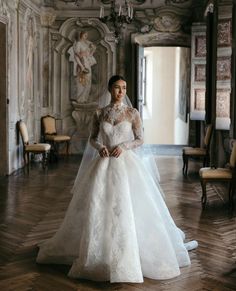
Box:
[0,18,9,175]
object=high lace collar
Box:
[109,102,125,109]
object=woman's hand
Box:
[110,146,122,158]
[99,147,109,158]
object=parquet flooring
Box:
[0,154,236,290]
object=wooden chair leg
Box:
[54,142,59,161]
[49,141,58,162]
[183,155,189,176]
[200,179,207,208]
[183,154,188,176]
[66,141,70,155]
[23,150,27,166]
[182,154,185,174]
[42,153,46,169]
[42,151,51,169]
[27,152,30,172]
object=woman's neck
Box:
[110,100,123,107]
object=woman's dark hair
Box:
[108,75,126,91]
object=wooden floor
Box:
[0,154,236,290]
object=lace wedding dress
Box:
[36,103,192,283]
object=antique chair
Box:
[182,124,213,176]
[18,120,51,171]
[199,141,236,211]
[41,115,71,159]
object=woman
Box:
[72,31,96,103]
[36,75,197,283]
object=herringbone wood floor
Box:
[0,155,236,291]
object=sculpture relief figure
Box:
[26,18,34,88]
[25,18,35,137]
[69,31,97,103]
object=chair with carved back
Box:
[199,141,236,211]
[182,124,213,176]
[18,120,51,172]
[41,115,71,160]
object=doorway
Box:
[0,22,8,175]
[142,46,190,145]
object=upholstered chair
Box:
[182,124,213,176]
[18,120,51,171]
[199,141,236,211]
[41,115,71,160]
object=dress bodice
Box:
[90,103,143,152]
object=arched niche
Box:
[51,17,116,153]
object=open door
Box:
[0,22,8,175]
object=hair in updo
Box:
[108,75,126,92]
[74,30,87,41]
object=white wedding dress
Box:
[36,103,192,283]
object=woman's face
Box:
[81,32,88,40]
[110,79,127,103]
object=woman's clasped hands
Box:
[99,146,122,158]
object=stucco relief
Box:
[0,0,8,16]
[217,19,231,47]
[194,89,205,111]
[40,7,56,27]
[52,18,116,153]
[153,13,181,32]
[216,89,230,118]
[135,31,190,47]
[195,35,206,57]
[19,10,38,141]
[217,57,231,81]
[194,64,205,82]
[0,0,13,49]
[68,30,97,104]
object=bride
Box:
[36,75,197,283]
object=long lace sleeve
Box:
[120,109,144,150]
[89,111,104,151]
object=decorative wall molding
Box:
[217,19,232,47]
[134,31,190,46]
[50,17,116,153]
[194,88,205,111]
[190,23,206,121]
[216,89,230,118]
[153,12,182,32]
[217,56,231,81]
[195,35,206,57]
[194,64,205,82]
[40,7,56,27]
[0,0,8,16]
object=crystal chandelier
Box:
[99,0,134,41]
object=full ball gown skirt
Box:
[36,113,191,283]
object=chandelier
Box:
[99,0,134,41]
